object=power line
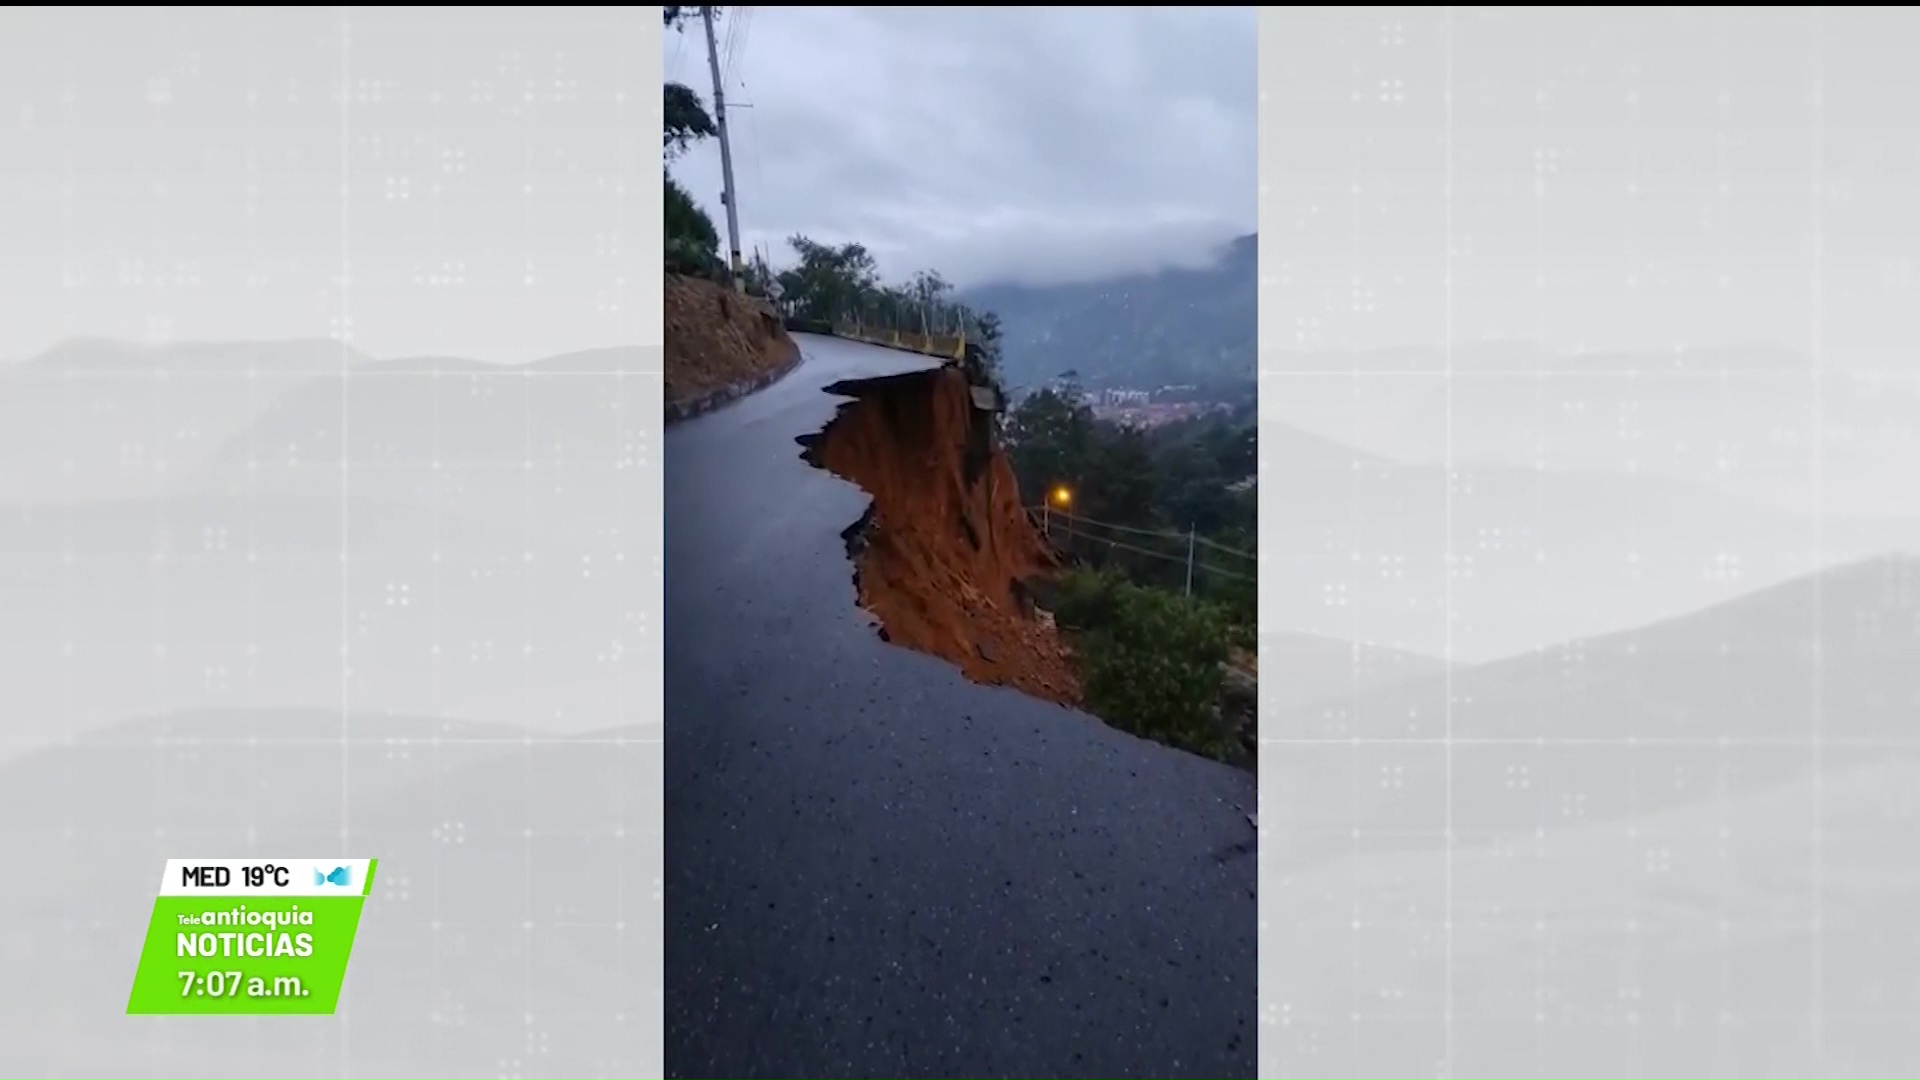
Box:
[725,7,753,81]
[1041,526,1258,585]
[1026,505,1257,562]
[724,8,768,257]
[738,8,756,66]
[1029,507,1184,543]
[719,8,740,82]
[1194,533,1255,560]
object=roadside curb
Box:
[664,342,803,425]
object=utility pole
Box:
[1185,524,1197,597]
[700,6,745,292]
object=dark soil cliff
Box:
[802,367,1081,706]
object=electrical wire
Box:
[721,6,750,85]
[1033,524,1258,585]
[1025,506,1258,562]
[1194,533,1256,560]
[732,7,755,76]
[730,8,770,253]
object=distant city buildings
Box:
[1089,398,1230,429]
[1014,378,1239,430]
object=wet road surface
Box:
[664,334,1256,1078]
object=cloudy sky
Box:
[662,7,1258,289]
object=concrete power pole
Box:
[700,6,746,293]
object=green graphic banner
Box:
[126,858,377,1015]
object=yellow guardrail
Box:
[830,323,968,363]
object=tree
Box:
[1007,386,1155,531]
[662,6,716,31]
[1156,439,1232,536]
[660,11,720,278]
[743,249,777,298]
[961,306,1008,398]
[905,269,952,332]
[909,269,950,299]
[777,235,881,324]
[1081,423,1158,529]
[1198,522,1257,639]
[969,308,1004,365]
[663,83,717,162]
[664,173,721,277]
[1203,420,1256,480]
[1004,385,1095,508]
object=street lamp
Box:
[1046,485,1074,553]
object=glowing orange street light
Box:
[1044,485,1075,552]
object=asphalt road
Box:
[664,334,1257,1079]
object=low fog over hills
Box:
[965,233,1257,393]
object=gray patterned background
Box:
[0,8,662,1077]
[1259,8,1920,1078]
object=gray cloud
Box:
[663,7,1257,288]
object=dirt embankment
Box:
[664,274,801,415]
[802,366,1082,706]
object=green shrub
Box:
[1050,567,1125,631]
[1196,559,1255,653]
[1224,615,1255,654]
[1076,579,1231,756]
[665,173,723,278]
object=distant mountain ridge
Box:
[964,233,1256,393]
